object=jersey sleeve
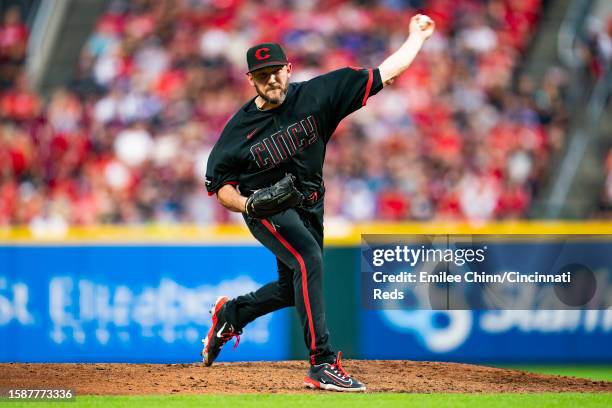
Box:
[205,144,240,196]
[310,67,384,121]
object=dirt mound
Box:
[1,361,610,395]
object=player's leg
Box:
[203,209,332,366]
[244,209,335,366]
[224,258,295,328]
[298,199,366,391]
[201,258,293,366]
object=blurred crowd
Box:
[578,12,612,81]
[588,14,612,217]
[1,0,575,227]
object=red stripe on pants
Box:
[261,219,317,365]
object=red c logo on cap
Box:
[255,47,270,60]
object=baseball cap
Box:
[246,43,288,73]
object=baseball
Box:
[417,14,433,30]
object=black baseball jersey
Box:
[205,67,384,198]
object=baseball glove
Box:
[245,174,304,218]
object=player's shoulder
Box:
[304,66,366,86]
[322,66,365,76]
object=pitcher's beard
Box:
[256,85,288,105]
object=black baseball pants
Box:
[223,199,335,366]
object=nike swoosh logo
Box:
[216,322,228,338]
[246,128,258,139]
[323,369,353,386]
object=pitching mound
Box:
[1,361,610,394]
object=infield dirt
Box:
[1,361,610,394]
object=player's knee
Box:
[302,251,323,270]
[283,292,295,307]
[278,280,295,304]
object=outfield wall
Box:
[1,222,611,363]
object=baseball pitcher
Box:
[203,14,435,391]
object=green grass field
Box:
[3,393,611,408]
[2,366,610,407]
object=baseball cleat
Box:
[304,352,366,392]
[201,296,241,366]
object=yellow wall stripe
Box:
[0,221,610,245]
